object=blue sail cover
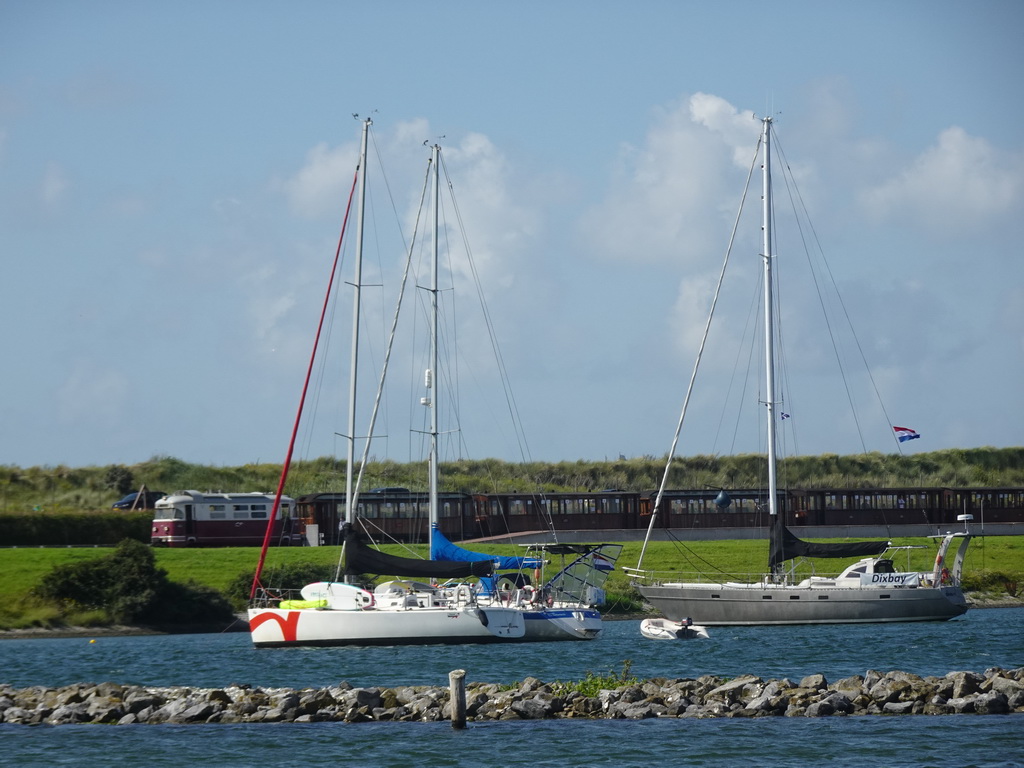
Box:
[430,525,542,570]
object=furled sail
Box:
[768,522,888,569]
[342,524,493,579]
[429,524,543,570]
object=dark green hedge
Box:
[0,512,151,547]
[34,538,235,625]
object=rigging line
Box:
[432,192,470,463]
[725,268,762,457]
[300,236,347,463]
[358,132,416,458]
[348,153,432,542]
[636,133,762,571]
[773,134,868,453]
[778,142,903,456]
[438,151,533,465]
[250,165,361,599]
[766,172,799,460]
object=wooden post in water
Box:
[449,668,467,729]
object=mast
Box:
[345,117,371,528]
[761,117,781,561]
[427,144,440,553]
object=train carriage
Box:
[151,490,300,547]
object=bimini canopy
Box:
[342,524,493,579]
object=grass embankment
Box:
[1,536,1021,631]
[6,447,1024,514]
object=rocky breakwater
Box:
[1,668,1022,725]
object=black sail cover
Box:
[341,524,493,579]
[768,521,889,570]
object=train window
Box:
[876,494,897,509]
[209,511,226,519]
[233,504,249,511]
[210,505,225,512]
[250,511,267,519]
[251,504,267,511]
[232,511,249,519]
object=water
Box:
[2,608,1023,767]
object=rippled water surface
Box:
[2,607,1022,767]
[2,607,1021,689]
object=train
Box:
[295,485,1024,546]
[147,485,1024,548]
[151,490,301,547]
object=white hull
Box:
[248,605,601,647]
[638,582,968,626]
[640,617,709,640]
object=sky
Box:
[2,0,1022,471]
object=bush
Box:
[962,570,1024,597]
[0,511,150,546]
[226,562,337,609]
[33,539,234,626]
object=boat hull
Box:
[248,605,602,647]
[523,609,602,641]
[637,583,968,625]
[640,618,710,640]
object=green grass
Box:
[4,447,1024,515]
[2,535,1021,630]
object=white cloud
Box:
[861,126,1023,232]
[284,141,359,218]
[580,93,762,269]
[434,131,542,295]
[688,93,760,168]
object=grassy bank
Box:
[1,534,1020,631]
[4,447,1024,513]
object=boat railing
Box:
[622,566,776,586]
[249,587,304,609]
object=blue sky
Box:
[2,1,1022,470]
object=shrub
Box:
[226,562,337,609]
[552,660,638,697]
[33,538,234,626]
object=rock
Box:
[799,674,828,691]
[973,692,1009,715]
[1,668,1022,724]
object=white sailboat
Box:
[627,116,972,626]
[248,121,619,646]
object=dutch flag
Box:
[894,426,921,443]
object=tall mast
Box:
[427,144,440,553]
[761,117,780,523]
[345,117,371,526]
